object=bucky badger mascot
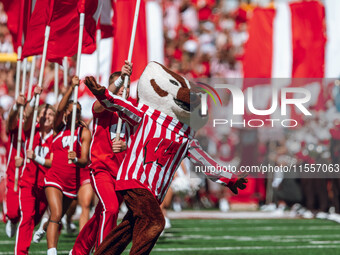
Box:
[84,62,247,255]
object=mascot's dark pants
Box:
[94,188,165,255]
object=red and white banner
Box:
[242,0,339,126]
[243,0,333,80]
[99,0,116,38]
[112,0,164,97]
[79,0,164,99]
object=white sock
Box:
[47,248,57,255]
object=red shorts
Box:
[80,167,90,186]
[44,167,80,199]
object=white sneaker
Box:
[68,249,73,255]
[219,198,230,212]
[272,206,285,216]
[33,229,46,243]
[328,213,340,223]
[302,210,314,219]
[5,220,17,238]
[260,203,276,212]
[164,217,171,230]
[316,212,328,219]
[289,204,303,218]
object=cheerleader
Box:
[71,62,132,255]
[44,76,91,255]
[15,102,55,255]
[3,94,26,238]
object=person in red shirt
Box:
[71,61,132,255]
[3,94,25,238]
[15,102,55,255]
[3,86,41,238]
[44,76,92,255]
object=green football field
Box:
[1,218,340,255]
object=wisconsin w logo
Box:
[62,136,77,148]
[34,146,49,158]
[144,138,181,167]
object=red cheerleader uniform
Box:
[71,100,133,254]
[44,125,83,199]
[3,124,25,225]
[15,126,53,255]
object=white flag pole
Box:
[115,0,141,141]
[13,51,24,192]
[27,26,51,162]
[14,46,22,100]
[96,29,101,82]
[68,13,84,164]
[63,56,68,88]
[27,56,36,101]
[54,63,59,103]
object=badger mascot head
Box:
[138,62,207,130]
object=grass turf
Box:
[1,218,340,254]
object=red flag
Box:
[22,0,51,58]
[22,0,102,62]
[82,0,116,54]
[46,0,79,63]
[48,0,102,61]
[2,0,33,52]
[111,0,148,82]
[290,1,326,78]
[242,7,275,124]
[243,7,275,82]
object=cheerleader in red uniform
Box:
[3,94,26,238]
[15,103,55,255]
[71,62,132,255]
[44,76,92,255]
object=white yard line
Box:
[151,245,340,252]
[162,233,340,241]
[0,251,69,255]
[0,240,46,245]
[167,211,294,219]
[169,225,340,232]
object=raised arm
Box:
[84,76,143,126]
[23,86,43,132]
[6,94,25,133]
[110,60,133,95]
[187,139,247,194]
[93,61,133,113]
[54,76,79,132]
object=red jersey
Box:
[20,125,53,188]
[5,125,26,185]
[96,90,235,203]
[89,106,126,177]
[45,125,83,197]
